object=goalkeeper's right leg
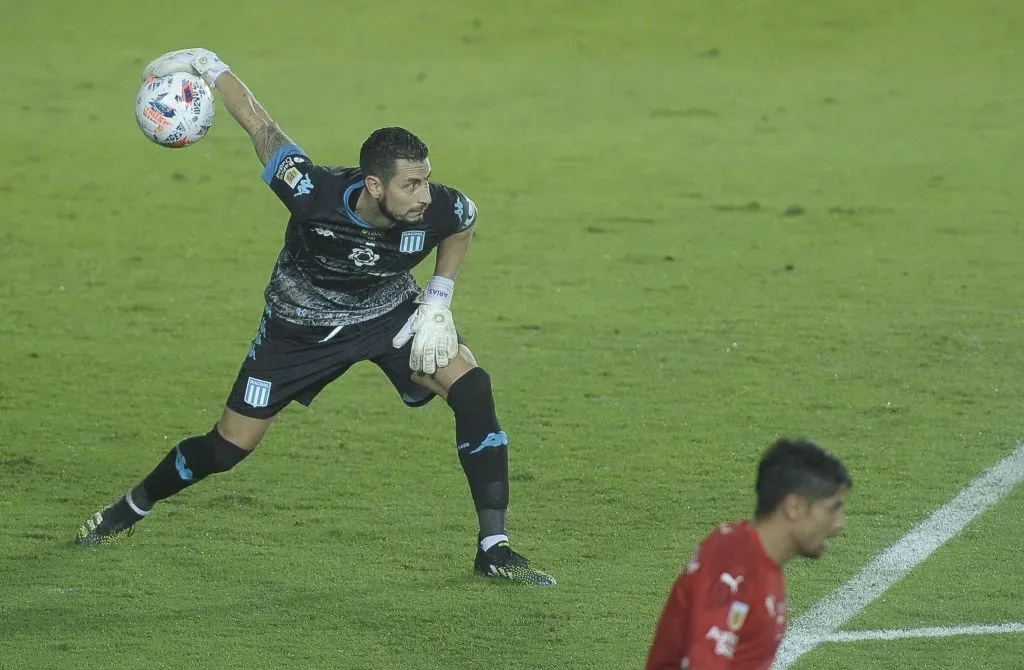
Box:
[74,411,269,547]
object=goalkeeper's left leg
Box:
[413,347,555,586]
[74,420,258,547]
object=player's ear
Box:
[364,174,385,199]
[780,493,806,522]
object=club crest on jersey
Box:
[244,377,272,408]
[727,601,750,631]
[399,230,426,254]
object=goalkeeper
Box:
[74,48,554,586]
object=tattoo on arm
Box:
[252,123,295,167]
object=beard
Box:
[798,536,831,559]
[379,192,424,225]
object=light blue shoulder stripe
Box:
[260,143,306,184]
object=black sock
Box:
[446,368,509,539]
[134,426,250,509]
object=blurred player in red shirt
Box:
[647,438,852,670]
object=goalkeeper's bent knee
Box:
[142,426,251,503]
[179,427,251,478]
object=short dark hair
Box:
[359,127,429,183]
[754,438,852,518]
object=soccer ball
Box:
[135,72,215,148]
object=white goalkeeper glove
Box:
[141,48,231,88]
[392,276,460,375]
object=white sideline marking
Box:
[820,622,1024,643]
[773,442,1024,669]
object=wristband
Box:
[423,275,455,308]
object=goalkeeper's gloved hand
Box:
[392,276,460,375]
[141,48,231,88]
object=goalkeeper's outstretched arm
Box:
[141,48,295,167]
[214,72,296,167]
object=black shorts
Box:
[226,300,460,419]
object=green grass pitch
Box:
[1,1,1023,668]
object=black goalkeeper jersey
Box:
[259,143,476,326]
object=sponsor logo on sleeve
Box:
[453,196,478,229]
[274,157,295,179]
[294,175,313,197]
[275,155,308,180]
[282,166,302,188]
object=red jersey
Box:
[647,521,788,670]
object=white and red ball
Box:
[135,72,215,148]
